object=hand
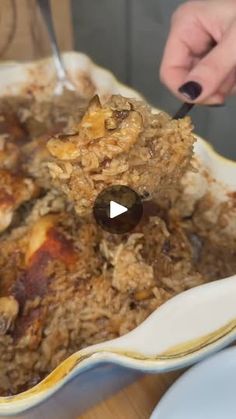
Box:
[160,0,236,105]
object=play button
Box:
[93,185,143,234]
[109,201,128,219]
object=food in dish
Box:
[0,91,235,395]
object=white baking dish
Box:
[0,52,235,418]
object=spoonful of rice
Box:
[43,95,195,216]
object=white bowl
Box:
[0,52,235,418]
[150,346,236,419]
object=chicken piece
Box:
[25,214,77,267]
[0,110,29,170]
[45,95,195,216]
[0,296,19,335]
[25,214,58,264]
[0,110,28,144]
[0,169,38,233]
[111,234,155,293]
[0,135,20,171]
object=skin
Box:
[160,0,236,104]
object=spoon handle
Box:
[173,102,195,120]
[37,0,67,81]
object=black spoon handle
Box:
[173,102,195,120]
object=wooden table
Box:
[0,0,73,61]
[80,372,182,419]
[80,342,234,418]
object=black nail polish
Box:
[178,81,202,101]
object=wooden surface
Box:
[0,0,73,61]
[80,372,182,419]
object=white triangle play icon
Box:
[109,200,128,219]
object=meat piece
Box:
[103,233,155,293]
[25,214,58,264]
[0,110,28,144]
[0,135,20,171]
[0,110,29,171]
[25,214,77,267]
[0,169,38,233]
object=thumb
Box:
[178,22,236,103]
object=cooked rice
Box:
[45,95,195,216]
[0,91,235,395]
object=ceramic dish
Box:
[0,52,235,418]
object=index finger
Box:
[160,7,214,97]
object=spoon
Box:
[37,0,76,95]
[173,102,195,120]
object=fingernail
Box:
[178,81,202,101]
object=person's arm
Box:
[160,0,236,104]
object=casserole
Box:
[0,52,235,418]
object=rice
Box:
[0,91,235,395]
[44,95,195,216]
